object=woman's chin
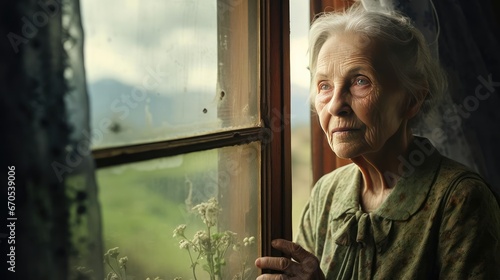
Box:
[332,144,363,159]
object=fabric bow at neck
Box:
[333,209,392,253]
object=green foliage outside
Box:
[69,125,312,279]
[97,151,218,279]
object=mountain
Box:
[87,79,312,147]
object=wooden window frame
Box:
[92,0,291,261]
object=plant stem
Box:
[241,254,248,280]
[187,248,198,280]
[105,259,120,280]
[114,258,124,279]
[216,248,223,280]
[206,226,216,280]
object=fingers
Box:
[256,274,286,280]
[255,257,303,279]
[271,239,313,263]
[255,256,292,271]
[256,240,324,280]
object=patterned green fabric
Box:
[296,138,500,279]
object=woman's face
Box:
[313,33,410,159]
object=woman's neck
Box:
[351,126,414,210]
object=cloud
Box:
[82,0,311,101]
[290,36,310,92]
[81,0,217,95]
[290,0,311,92]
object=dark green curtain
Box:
[1,0,103,279]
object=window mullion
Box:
[260,0,292,260]
[92,127,266,168]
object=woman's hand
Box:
[255,239,325,280]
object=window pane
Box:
[82,0,260,148]
[290,0,313,236]
[96,142,261,279]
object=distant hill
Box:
[87,79,312,146]
[87,78,219,147]
[88,78,218,128]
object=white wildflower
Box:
[105,247,120,259]
[118,256,128,268]
[232,243,241,252]
[179,239,190,250]
[248,236,255,245]
[193,230,210,251]
[173,224,187,238]
[192,197,221,227]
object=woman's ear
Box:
[406,90,428,119]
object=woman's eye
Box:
[318,82,331,92]
[354,77,370,86]
[349,76,372,97]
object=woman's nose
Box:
[327,88,351,116]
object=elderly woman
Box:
[255,5,500,280]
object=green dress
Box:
[296,138,500,279]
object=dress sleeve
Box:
[438,177,500,279]
[295,177,324,254]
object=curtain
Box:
[1,0,103,279]
[310,0,500,196]
[431,0,500,195]
[64,0,104,278]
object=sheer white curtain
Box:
[360,0,479,174]
[360,0,500,195]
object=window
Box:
[82,0,290,279]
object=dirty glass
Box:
[96,142,261,279]
[82,0,259,148]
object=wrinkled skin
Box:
[255,239,325,280]
[257,33,426,279]
[314,33,413,161]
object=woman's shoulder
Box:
[437,156,489,189]
[432,155,499,208]
[438,156,479,177]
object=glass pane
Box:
[290,0,313,235]
[82,0,260,149]
[96,142,261,279]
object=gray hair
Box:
[309,5,447,126]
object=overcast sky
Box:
[82,0,218,97]
[290,0,311,93]
[81,0,310,96]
